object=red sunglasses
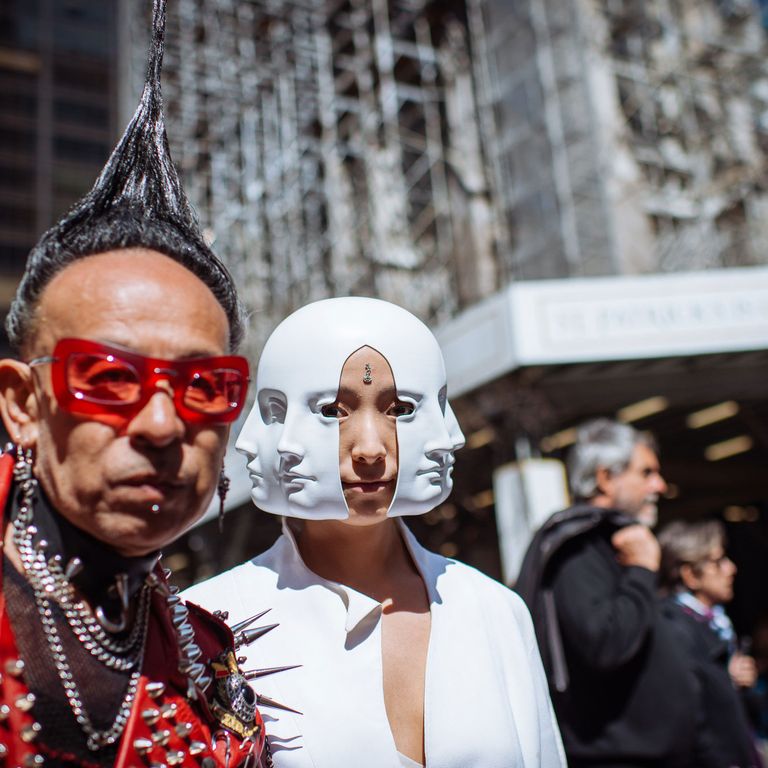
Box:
[28,338,250,425]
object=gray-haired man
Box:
[517,418,697,768]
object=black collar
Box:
[10,482,159,611]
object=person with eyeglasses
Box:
[658,520,761,768]
[0,1,269,765]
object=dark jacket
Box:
[661,596,761,768]
[517,505,697,767]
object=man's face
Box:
[10,249,232,556]
[685,545,736,608]
[603,443,667,526]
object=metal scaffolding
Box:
[125,0,500,362]
[123,0,768,364]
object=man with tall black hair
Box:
[517,418,697,767]
[0,1,272,765]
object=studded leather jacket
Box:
[0,453,266,767]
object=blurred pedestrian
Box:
[517,418,697,767]
[659,520,762,768]
[747,616,768,761]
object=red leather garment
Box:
[0,453,266,767]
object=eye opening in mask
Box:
[320,403,344,419]
[319,395,415,420]
[387,399,416,418]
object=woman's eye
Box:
[321,404,342,418]
[389,402,415,417]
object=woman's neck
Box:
[293,517,418,603]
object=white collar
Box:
[278,517,440,633]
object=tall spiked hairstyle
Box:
[6,0,245,355]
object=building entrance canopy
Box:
[436,266,768,398]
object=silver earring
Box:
[217,465,230,533]
[12,442,34,487]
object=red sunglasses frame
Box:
[29,337,250,425]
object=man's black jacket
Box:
[516,505,698,766]
[515,504,634,692]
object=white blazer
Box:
[183,521,565,768]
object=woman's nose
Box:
[348,412,388,465]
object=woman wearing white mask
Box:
[184,297,564,768]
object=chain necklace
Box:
[11,448,153,750]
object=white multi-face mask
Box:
[236,297,465,520]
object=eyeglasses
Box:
[684,553,731,570]
[29,338,250,425]
[701,554,730,569]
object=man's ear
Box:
[679,563,699,592]
[0,359,40,449]
[595,465,612,497]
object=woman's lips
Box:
[342,480,395,494]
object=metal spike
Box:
[256,693,302,715]
[20,722,41,743]
[244,664,302,681]
[175,722,193,738]
[5,659,24,676]
[179,658,205,677]
[183,643,202,662]
[163,568,172,580]
[145,681,165,698]
[152,728,171,746]
[14,693,35,712]
[189,740,207,756]
[234,624,278,649]
[229,609,272,635]
[161,702,178,720]
[64,557,83,580]
[213,610,229,621]
[178,638,197,654]
[141,708,160,726]
[166,751,185,767]
[35,538,48,552]
[166,594,181,607]
[169,585,180,595]
[187,663,207,682]
[23,755,44,767]
[133,737,153,755]
[194,674,212,690]
[0,704,10,720]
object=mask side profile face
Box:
[382,331,464,517]
[235,308,349,519]
[236,297,464,520]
